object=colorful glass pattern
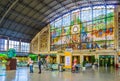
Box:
[50,5,115,51]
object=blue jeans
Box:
[29,65,33,73]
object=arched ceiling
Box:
[0,0,120,42]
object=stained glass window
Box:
[63,13,70,26]
[50,5,115,51]
[93,6,105,20]
[50,22,55,30]
[81,7,92,22]
[71,9,80,25]
[55,18,62,28]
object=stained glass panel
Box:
[50,5,115,51]
[71,9,80,25]
[63,13,70,26]
[81,7,92,22]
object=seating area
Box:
[17,62,28,67]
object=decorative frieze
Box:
[118,12,120,49]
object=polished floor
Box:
[0,65,120,81]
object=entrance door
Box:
[99,55,114,67]
[72,56,80,64]
[60,56,65,64]
[83,55,95,64]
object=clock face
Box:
[73,26,78,32]
[71,25,80,34]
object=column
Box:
[80,55,83,64]
[19,39,21,52]
[115,53,117,66]
[56,54,60,64]
[7,37,9,50]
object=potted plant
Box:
[6,48,17,70]
[82,61,86,71]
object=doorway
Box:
[50,56,57,64]
[99,55,114,67]
[83,55,95,64]
[72,56,80,64]
[60,56,65,64]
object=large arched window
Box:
[50,5,115,51]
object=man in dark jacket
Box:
[38,59,42,74]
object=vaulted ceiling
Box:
[0,0,120,42]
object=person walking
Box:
[38,59,42,74]
[28,58,34,73]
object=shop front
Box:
[99,55,114,67]
[82,55,95,68]
[72,55,80,64]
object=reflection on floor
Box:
[0,65,120,81]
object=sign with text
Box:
[64,51,72,69]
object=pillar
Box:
[7,37,9,50]
[19,39,21,52]
[56,54,60,64]
[80,55,83,64]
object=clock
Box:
[73,26,78,32]
[71,25,80,34]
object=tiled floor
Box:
[0,65,120,81]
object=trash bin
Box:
[59,64,63,72]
